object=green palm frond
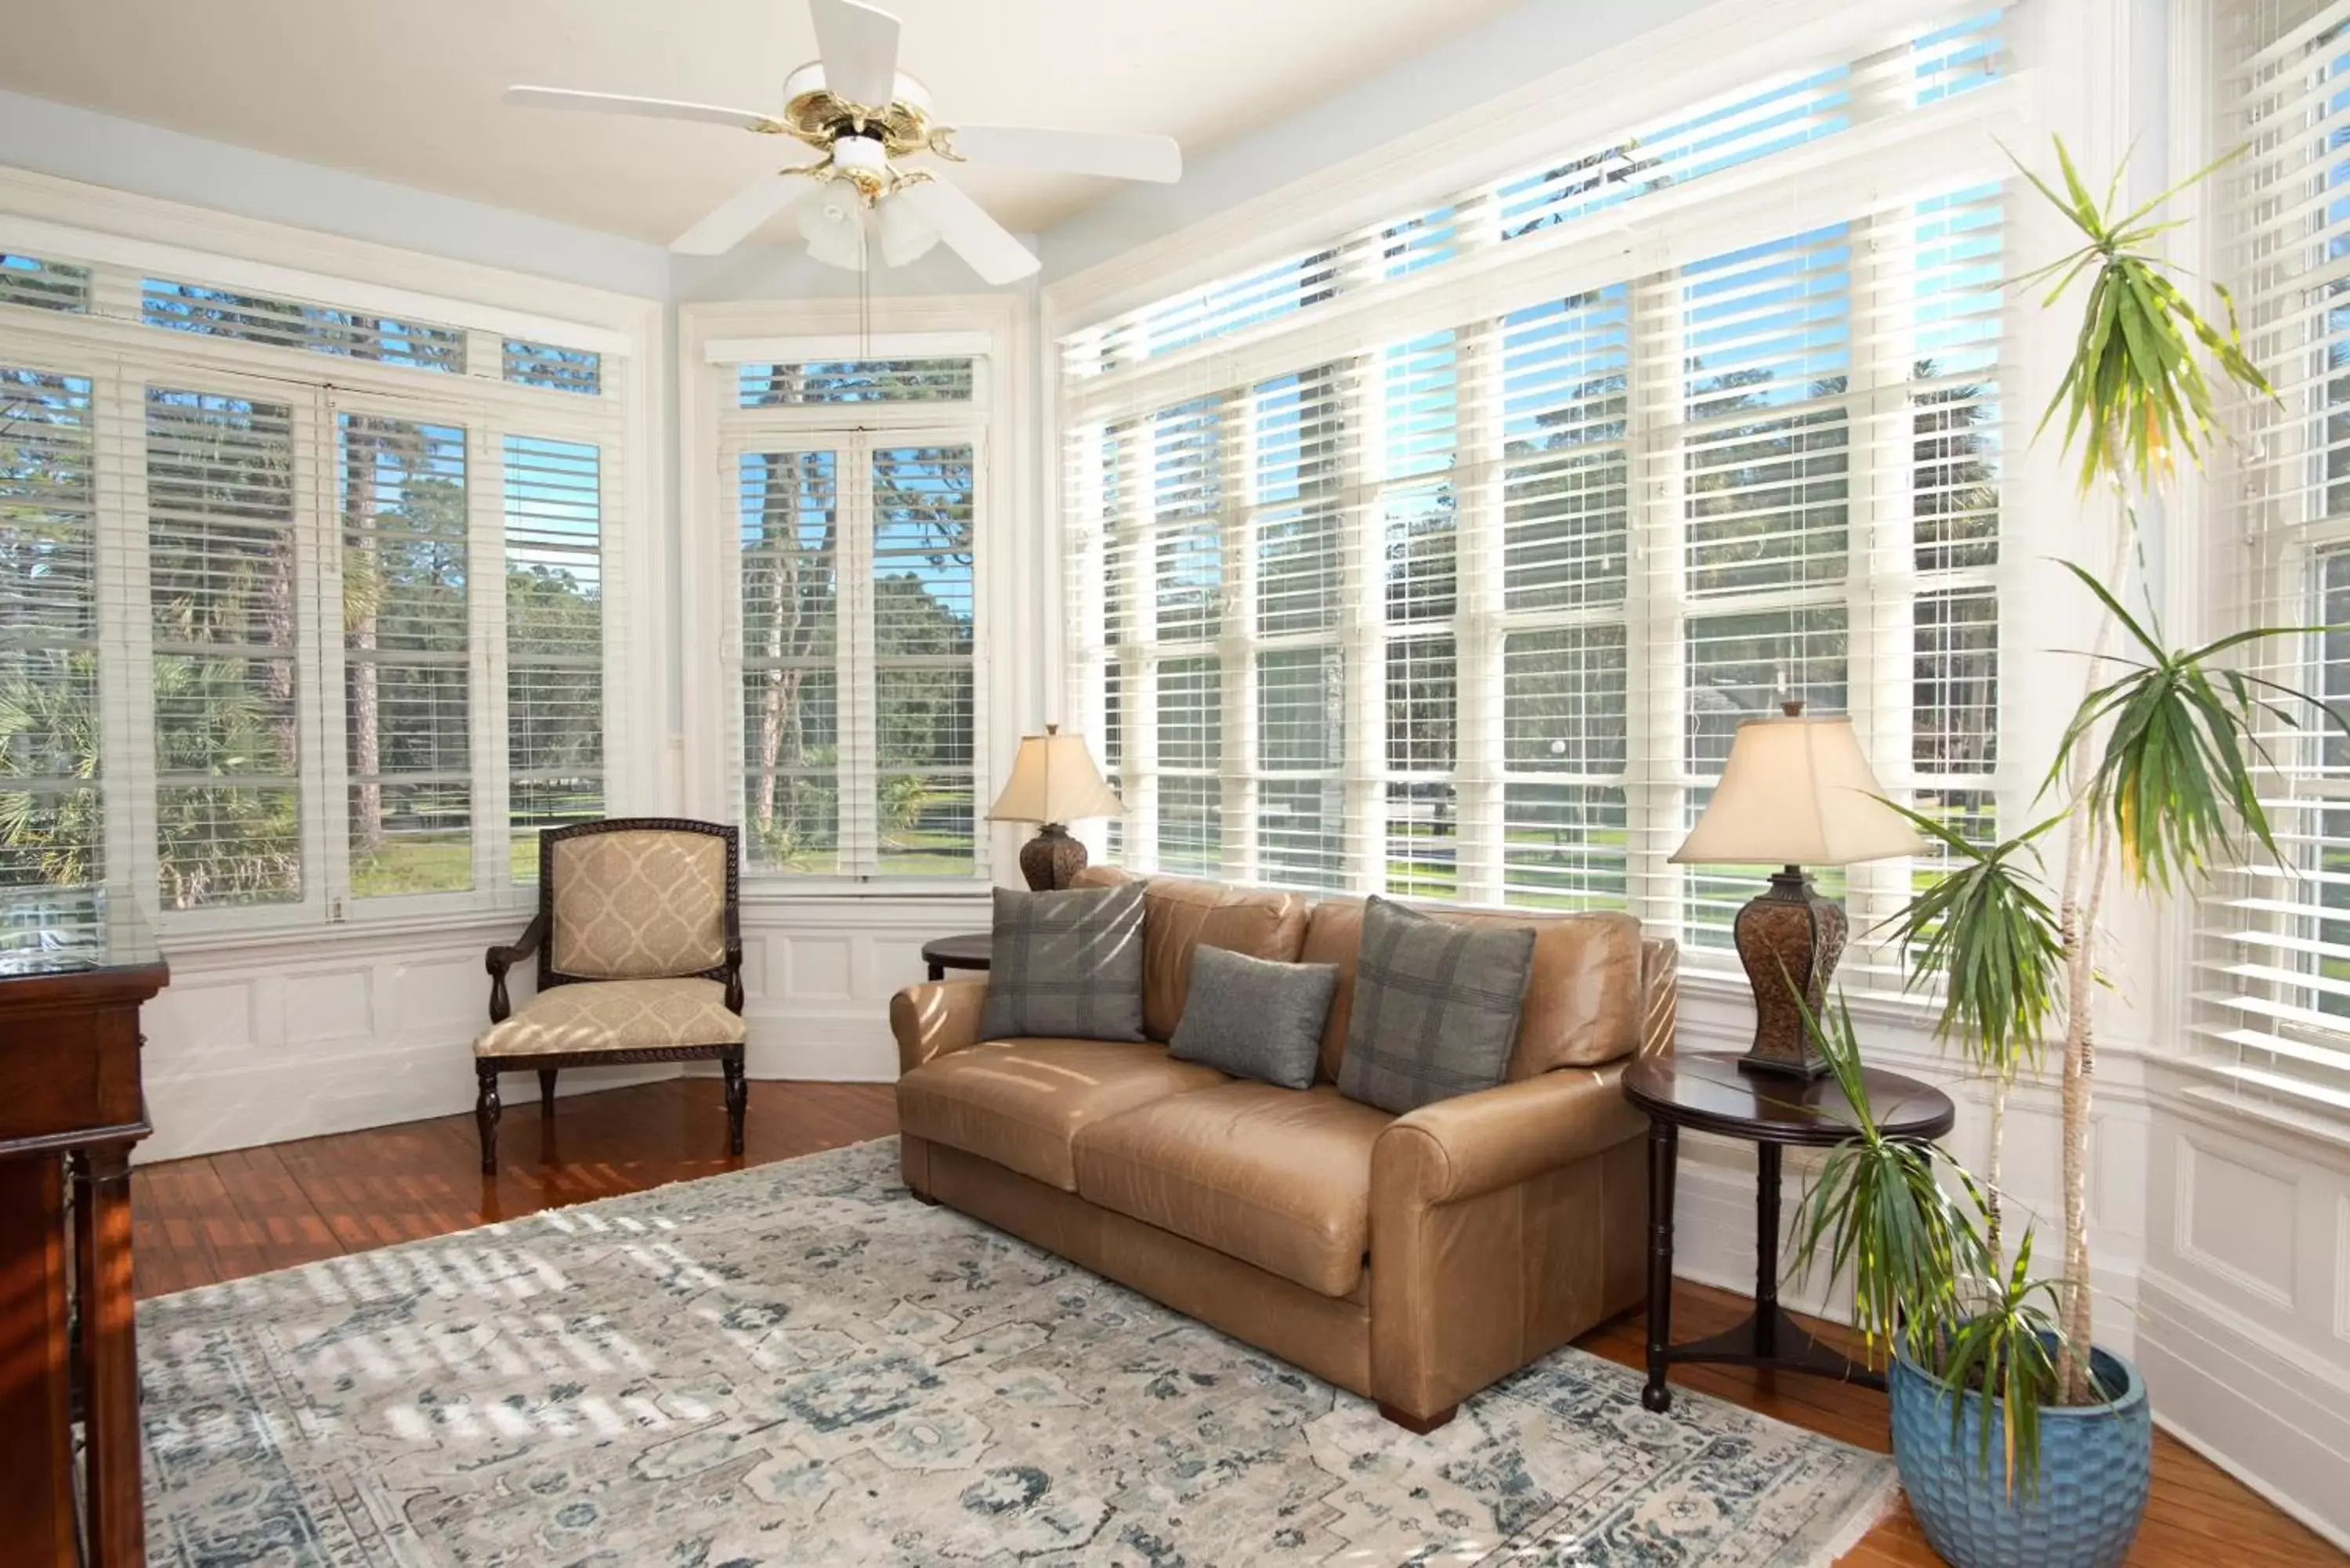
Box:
[1874,801,2067,1072]
[2008,135,2272,493]
[1784,990,1988,1367]
[2047,560,2350,891]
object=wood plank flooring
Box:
[132,1078,2341,1566]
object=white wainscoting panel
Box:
[2135,1075,2350,1550]
[725,893,992,1082]
[139,917,678,1165]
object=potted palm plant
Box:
[1788,138,2345,1567]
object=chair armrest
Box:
[1373,1063,1645,1210]
[484,914,548,1024]
[890,981,989,1072]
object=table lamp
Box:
[1670,701,1922,1077]
[988,724,1126,891]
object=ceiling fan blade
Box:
[946,126,1182,183]
[504,85,783,134]
[671,172,809,255]
[810,0,902,108]
[898,178,1039,286]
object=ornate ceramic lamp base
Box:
[1733,866,1846,1079]
[1017,823,1089,891]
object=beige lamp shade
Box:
[987,725,1124,826]
[1671,709,1922,867]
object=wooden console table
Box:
[0,891,168,1567]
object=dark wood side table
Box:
[921,933,992,983]
[1622,1050,1955,1413]
[0,891,168,1567]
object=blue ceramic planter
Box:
[1888,1343,2152,1568]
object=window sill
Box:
[157,905,530,961]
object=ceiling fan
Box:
[504,0,1183,285]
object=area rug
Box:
[140,1137,1896,1566]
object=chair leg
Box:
[538,1068,558,1114]
[723,1049,747,1157]
[475,1066,502,1175]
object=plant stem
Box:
[1986,1063,2011,1271]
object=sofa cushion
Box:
[1073,1081,1392,1297]
[1303,899,1645,1083]
[980,883,1148,1043]
[896,1039,1227,1191]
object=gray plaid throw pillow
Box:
[1336,896,1536,1115]
[979,882,1148,1043]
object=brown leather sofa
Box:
[888,870,1677,1432]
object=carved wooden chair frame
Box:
[475,818,746,1173]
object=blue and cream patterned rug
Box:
[140,1137,1895,1566]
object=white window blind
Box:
[1062,14,2013,989]
[0,244,631,927]
[0,368,101,890]
[724,356,985,883]
[2198,0,2350,1118]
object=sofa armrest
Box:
[890,980,990,1072]
[1373,1063,1645,1210]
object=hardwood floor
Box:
[132,1078,2341,1566]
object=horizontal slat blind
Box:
[739,359,975,406]
[0,255,89,315]
[0,367,102,891]
[146,385,304,909]
[341,414,472,897]
[146,280,468,373]
[1062,11,2008,379]
[871,443,978,877]
[503,341,603,396]
[2199,0,2350,1115]
[739,447,844,873]
[1062,18,2011,989]
[504,435,605,878]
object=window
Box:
[2197,0,2350,1115]
[0,248,627,925]
[1062,15,2012,988]
[725,356,985,882]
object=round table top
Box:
[920,932,993,969]
[1621,1051,1955,1146]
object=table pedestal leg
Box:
[1642,1119,1678,1412]
[1755,1141,1781,1361]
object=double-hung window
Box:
[0,250,627,927]
[721,355,987,882]
[2196,0,2350,1118]
[1061,11,2016,990]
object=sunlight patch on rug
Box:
[140,1137,1894,1566]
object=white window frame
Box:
[0,181,663,941]
[678,298,1034,898]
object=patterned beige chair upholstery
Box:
[474,818,746,1172]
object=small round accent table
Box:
[1621,1050,1956,1413]
[920,933,992,983]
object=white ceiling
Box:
[0,0,1525,245]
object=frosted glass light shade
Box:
[797,182,867,272]
[1672,711,1922,867]
[987,726,1123,826]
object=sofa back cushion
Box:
[1069,868,1311,1041]
[1301,898,1644,1082]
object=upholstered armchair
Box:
[474,818,747,1173]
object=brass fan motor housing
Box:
[776,63,939,158]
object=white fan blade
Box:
[505,85,783,134]
[948,126,1181,183]
[672,172,808,255]
[898,179,1039,285]
[811,0,902,108]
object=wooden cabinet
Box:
[0,894,167,1567]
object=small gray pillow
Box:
[980,882,1147,1043]
[1167,945,1339,1090]
[1337,895,1536,1115]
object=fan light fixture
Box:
[502,0,1184,285]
